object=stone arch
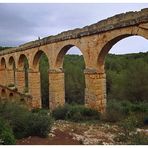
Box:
[32,50,49,69]
[55,44,86,69]
[97,32,148,70]
[1,89,6,98]
[0,57,6,69]
[18,54,29,69]
[8,56,15,67]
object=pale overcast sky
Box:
[0,3,148,54]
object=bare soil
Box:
[17,130,81,145]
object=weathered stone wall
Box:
[0,84,32,108]
[7,69,14,85]
[0,69,7,85]
[16,69,25,93]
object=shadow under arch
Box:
[32,50,50,69]
[18,54,29,92]
[9,56,15,66]
[32,50,50,109]
[1,57,6,69]
[9,92,14,100]
[56,44,86,104]
[18,54,29,69]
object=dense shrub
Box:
[0,118,16,145]
[130,102,148,113]
[0,102,53,139]
[52,104,100,122]
[28,113,53,137]
[0,102,31,138]
[102,100,148,123]
[52,105,69,120]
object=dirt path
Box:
[17,130,81,145]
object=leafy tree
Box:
[123,59,148,102]
[63,55,85,104]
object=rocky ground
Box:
[17,120,148,145]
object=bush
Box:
[28,113,53,137]
[0,102,31,138]
[52,104,100,122]
[0,102,53,139]
[102,100,148,123]
[52,105,69,120]
[0,118,16,145]
[130,103,148,113]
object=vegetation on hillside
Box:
[0,46,12,51]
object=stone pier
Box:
[28,69,41,108]
[49,69,65,110]
[84,69,106,113]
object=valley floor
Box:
[17,120,148,145]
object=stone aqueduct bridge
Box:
[0,9,148,112]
